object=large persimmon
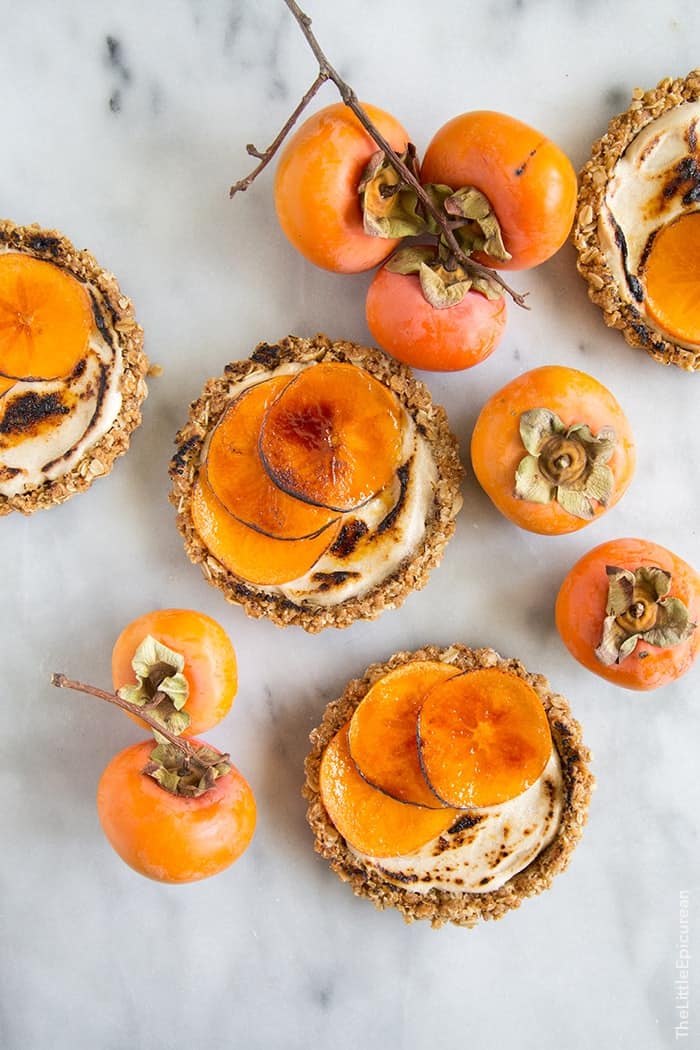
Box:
[556,538,700,690]
[97,739,256,883]
[274,101,410,273]
[471,365,635,535]
[420,111,577,270]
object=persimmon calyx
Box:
[143,733,231,798]
[359,145,425,239]
[427,183,512,263]
[386,244,503,308]
[595,565,697,665]
[117,635,191,736]
[515,409,616,519]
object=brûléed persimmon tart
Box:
[303,644,593,927]
[0,220,148,514]
[575,70,700,370]
[169,335,463,631]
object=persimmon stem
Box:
[229,71,328,195]
[229,0,528,308]
[50,673,228,770]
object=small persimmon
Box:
[365,257,507,371]
[112,608,238,736]
[273,101,410,273]
[555,538,700,690]
[97,739,256,883]
[471,365,635,535]
[420,111,577,270]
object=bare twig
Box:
[229,0,527,307]
[50,673,229,771]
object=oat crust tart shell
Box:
[303,644,594,928]
[0,219,148,515]
[169,334,464,633]
[575,70,700,371]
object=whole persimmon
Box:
[273,101,410,273]
[97,739,257,883]
[420,110,577,270]
[365,248,507,371]
[555,538,700,690]
[112,609,237,737]
[471,365,635,535]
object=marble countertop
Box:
[2,2,698,1048]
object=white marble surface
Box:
[2,2,699,1048]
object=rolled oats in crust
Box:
[0,219,148,515]
[303,644,594,928]
[574,70,700,371]
[169,334,464,633]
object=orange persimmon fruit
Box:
[259,362,404,512]
[191,466,340,585]
[420,111,577,270]
[97,739,256,883]
[112,608,238,736]
[555,537,700,690]
[206,374,338,538]
[365,262,507,371]
[417,668,552,808]
[471,365,635,535]
[0,253,92,381]
[274,101,410,273]
[320,722,459,858]
[348,661,459,808]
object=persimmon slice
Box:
[207,375,339,539]
[0,253,92,381]
[259,362,404,512]
[348,661,460,808]
[642,212,700,344]
[320,722,459,858]
[191,467,340,586]
[417,668,552,808]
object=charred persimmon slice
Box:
[320,722,459,858]
[191,467,340,586]
[417,668,552,808]
[642,212,700,344]
[0,253,92,381]
[207,375,339,539]
[348,661,460,808]
[259,362,404,512]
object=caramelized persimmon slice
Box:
[417,668,552,808]
[643,212,700,344]
[320,722,459,858]
[207,375,339,539]
[259,362,404,512]
[191,467,340,586]
[0,253,92,381]
[348,661,460,808]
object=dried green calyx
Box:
[359,146,424,239]
[427,183,511,262]
[143,733,231,798]
[515,409,616,519]
[386,244,503,308]
[596,565,696,665]
[117,635,191,736]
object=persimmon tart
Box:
[575,70,700,370]
[0,219,148,514]
[303,645,593,927]
[170,335,463,631]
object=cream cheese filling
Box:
[351,747,564,895]
[0,254,123,498]
[204,363,439,607]
[598,99,700,348]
